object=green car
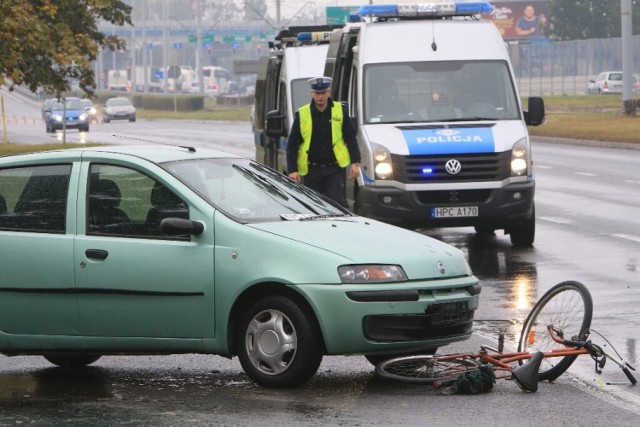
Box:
[0,145,480,388]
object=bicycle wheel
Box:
[518,280,593,382]
[376,354,480,384]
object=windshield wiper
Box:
[233,164,289,200]
[298,213,352,221]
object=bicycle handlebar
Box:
[546,325,637,385]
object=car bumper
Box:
[357,180,534,229]
[293,277,480,355]
[49,120,88,130]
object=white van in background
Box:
[254,26,338,174]
[324,1,545,247]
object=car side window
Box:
[87,164,189,240]
[0,164,71,233]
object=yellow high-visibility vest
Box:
[296,102,351,175]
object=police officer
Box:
[287,76,360,207]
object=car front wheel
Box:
[236,295,323,388]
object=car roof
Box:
[0,144,242,166]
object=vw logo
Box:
[437,262,446,274]
[445,159,462,175]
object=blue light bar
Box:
[358,2,493,18]
[297,31,332,42]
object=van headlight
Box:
[338,264,407,283]
[373,143,393,180]
[511,139,528,176]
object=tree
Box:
[0,0,132,96]
[547,0,640,40]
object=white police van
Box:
[325,1,545,247]
[254,26,338,174]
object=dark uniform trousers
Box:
[303,163,346,207]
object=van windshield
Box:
[364,61,520,124]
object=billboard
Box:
[485,1,548,40]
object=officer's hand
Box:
[288,171,301,182]
[349,163,360,180]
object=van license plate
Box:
[432,206,478,218]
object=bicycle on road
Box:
[375,281,637,392]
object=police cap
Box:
[308,76,332,92]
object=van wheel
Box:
[44,355,101,368]
[509,206,535,248]
[236,295,323,388]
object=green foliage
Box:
[0,0,132,97]
[547,0,640,40]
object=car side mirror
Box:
[160,218,204,236]
[265,109,285,138]
[524,97,545,127]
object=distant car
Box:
[41,98,57,119]
[0,145,480,388]
[81,99,98,123]
[587,71,628,94]
[102,97,136,123]
[43,97,90,133]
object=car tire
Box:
[236,295,323,388]
[130,116,136,122]
[103,116,110,123]
[82,125,89,132]
[509,205,535,248]
[45,123,51,133]
[44,355,102,368]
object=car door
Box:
[0,163,78,336]
[73,161,215,339]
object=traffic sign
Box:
[174,42,183,49]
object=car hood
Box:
[51,108,84,116]
[106,105,135,112]
[248,216,471,280]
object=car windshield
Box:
[364,60,520,124]
[50,99,84,110]
[164,157,349,222]
[108,98,131,107]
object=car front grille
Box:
[391,151,511,184]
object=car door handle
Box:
[85,249,109,260]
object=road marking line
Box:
[574,172,596,177]
[539,216,571,224]
[613,234,640,243]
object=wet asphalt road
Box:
[1,89,639,425]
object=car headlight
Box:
[511,139,528,176]
[79,113,88,121]
[338,264,407,283]
[52,114,63,122]
[373,143,393,180]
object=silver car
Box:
[102,97,136,123]
[587,71,626,94]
